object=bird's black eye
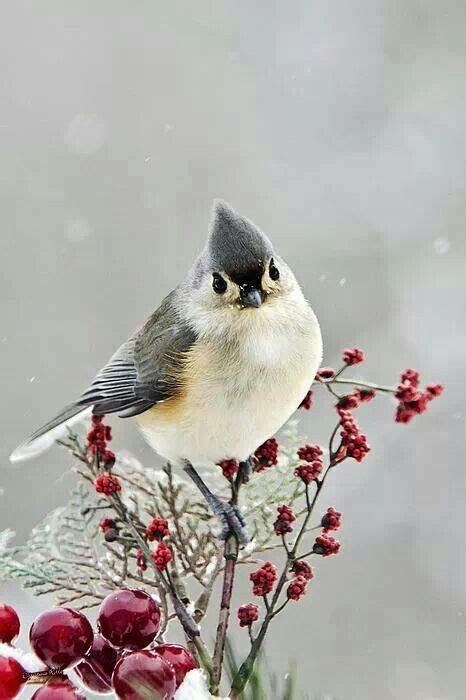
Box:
[269,259,280,281]
[212,273,227,294]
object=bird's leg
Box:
[183,462,250,545]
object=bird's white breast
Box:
[138,294,322,466]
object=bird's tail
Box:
[9,403,93,463]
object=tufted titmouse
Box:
[10,201,322,542]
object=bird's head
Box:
[182,201,303,336]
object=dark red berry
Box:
[98,589,161,650]
[237,603,259,628]
[217,459,239,480]
[112,650,176,700]
[29,608,93,670]
[31,680,86,699]
[151,542,172,572]
[75,633,118,694]
[153,644,197,688]
[250,562,277,596]
[0,604,20,644]
[299,389,313,410]
[287,575,308,601]
[146,517,169,542]
[75,659,112,694]
[94,473,121,496]
[0,656,25,699]
[342,347,364,366]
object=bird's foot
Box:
[209,497,250,545]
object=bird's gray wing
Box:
[78,291,196,418]
[10,291,196,461]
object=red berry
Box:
[237,603,259,628]
[98,589,161,650]
[217,459,239,480]
[29,608,93,670]
[112,650,176,700]
[94,473,121,496]
[287,575,308,601]
[0,604,20,644]
[151,542,172,572]
[342,347,364,366]
[75,633,118,694]
[31,680,85,699]
[146,517,169,542]
[299,389,313,410]
[153,644,197,688]
[0,656,25,699]
[75,659,112,694]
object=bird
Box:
[10,200,323,543]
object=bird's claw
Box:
[212,501,250,545]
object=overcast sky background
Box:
[1,2,465,698]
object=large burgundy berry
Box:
[0,656,25,699]
[0,604,20,644]
[31,679,86,699]
[153,644,197,688]
[75,633,118,694]
[112,651,176,700]
[75,660,112,694]
[29,607,93,670]
[98,589,161,650]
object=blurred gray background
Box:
[1,1,465,698]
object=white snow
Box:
[0,643,46,673]
[174,669,226,700]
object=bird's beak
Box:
[240,287,264,309]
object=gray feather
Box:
[10,290,196,461]
[206,200,273,277]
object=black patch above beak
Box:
[240,287,264,308]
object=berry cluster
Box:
[337,410,370,462]
[217,458,239,480]
[295,443,324,484]
[99,517,120,542]
[287,575,308,601]
[250,562,277,596]
[342,347,365,366]
[87,414,115,466]
[0,589,197,699]
[294,461,322,484]
[395,369,443,424]
[94,472,121,496]
[313,533,341,557]
[315,367,336,381]
[146,516,170,542]
[291,560,313,581]
[151,542,173,571]
[274,504,296,535]
[299,389,313,410]
[297,444,323,462]
[321,507,342,533]
[237,603,259,628]
[253,438,279,471]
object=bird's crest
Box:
[207,200,273,277]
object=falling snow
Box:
[64,218,92,243]
[432,237,451,255]
[64,113,107,156]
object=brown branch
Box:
[230,439,342,698]
[211,538,239,694]
[210,463,248,694]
